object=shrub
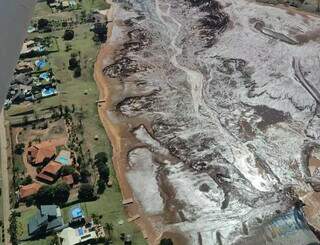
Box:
[97,179,106,194]
[95,152,108,163]
[61,165,76,176]
[38,18,49,30]
[68,57,79,70]
[14,143,25,155]
[63,30,74,41]
[20,175,32,186]
[54,183,70,205]
[78,183,95,201]
[73,66,81,78]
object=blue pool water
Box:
[71,207,83,219]
[56,155,69,165]
[41,87,56,97]
[78,227,84,236]
[35,59,47,69]
[39,72,50,81]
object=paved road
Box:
[0,110,12,245]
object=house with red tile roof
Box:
[19,182,42,200]
[27,141,56,165]
[36,161,62,184]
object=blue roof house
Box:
[28,205,65,237]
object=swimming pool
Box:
[56,155,69,165]
[71,207,83,219]
[78,227,84,236]
[41,87,57,97]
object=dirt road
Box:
[0,110,12,245]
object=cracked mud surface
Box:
[102,0,320,244]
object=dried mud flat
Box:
[96,0,320,244]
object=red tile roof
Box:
[41,161,62,175]
[36,161,62,183]
[36,173,54,183]
[62,175,74,185]
[28,142,56,165]
[19,183,42,200]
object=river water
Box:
[0,0,36,109]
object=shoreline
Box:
[93,1,161,244]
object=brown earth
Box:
[93,1,162,244]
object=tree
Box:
[25,196,34,207]
[95,152,108,163]
[14,143,25,155]
[78,183,95,201]
[80,168,91,183]
[98,164,110,182]
[63,30,74,41]
[68,57,79,70]
[54,183,70,205]
[73,66,81,78]
[36,185,55,206]
[61,165,76,176]
[97,178,106,194]
[8,211,19,245]
[38,18,49,30]
[65,43,72,52]
[160,238,174,245]
[21,175,32,186]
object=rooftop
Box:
[19,182,42,200]
[28,205,64,236]
[36,173,54,183]
[41,205,61,217]
[41,161,62,175]
[37,161,62,183]
[28,141,56,165]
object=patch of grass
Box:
[81,0,111,12]
[32,2,53,18]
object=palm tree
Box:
[105,223,113,239]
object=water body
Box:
[235,208,319,245]
[0,0,36,109]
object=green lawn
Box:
[81,0,111,12]
[32,2,52,18]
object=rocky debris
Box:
[103,57,147,78]
[186,0,230,47]
[105,0,320,243]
